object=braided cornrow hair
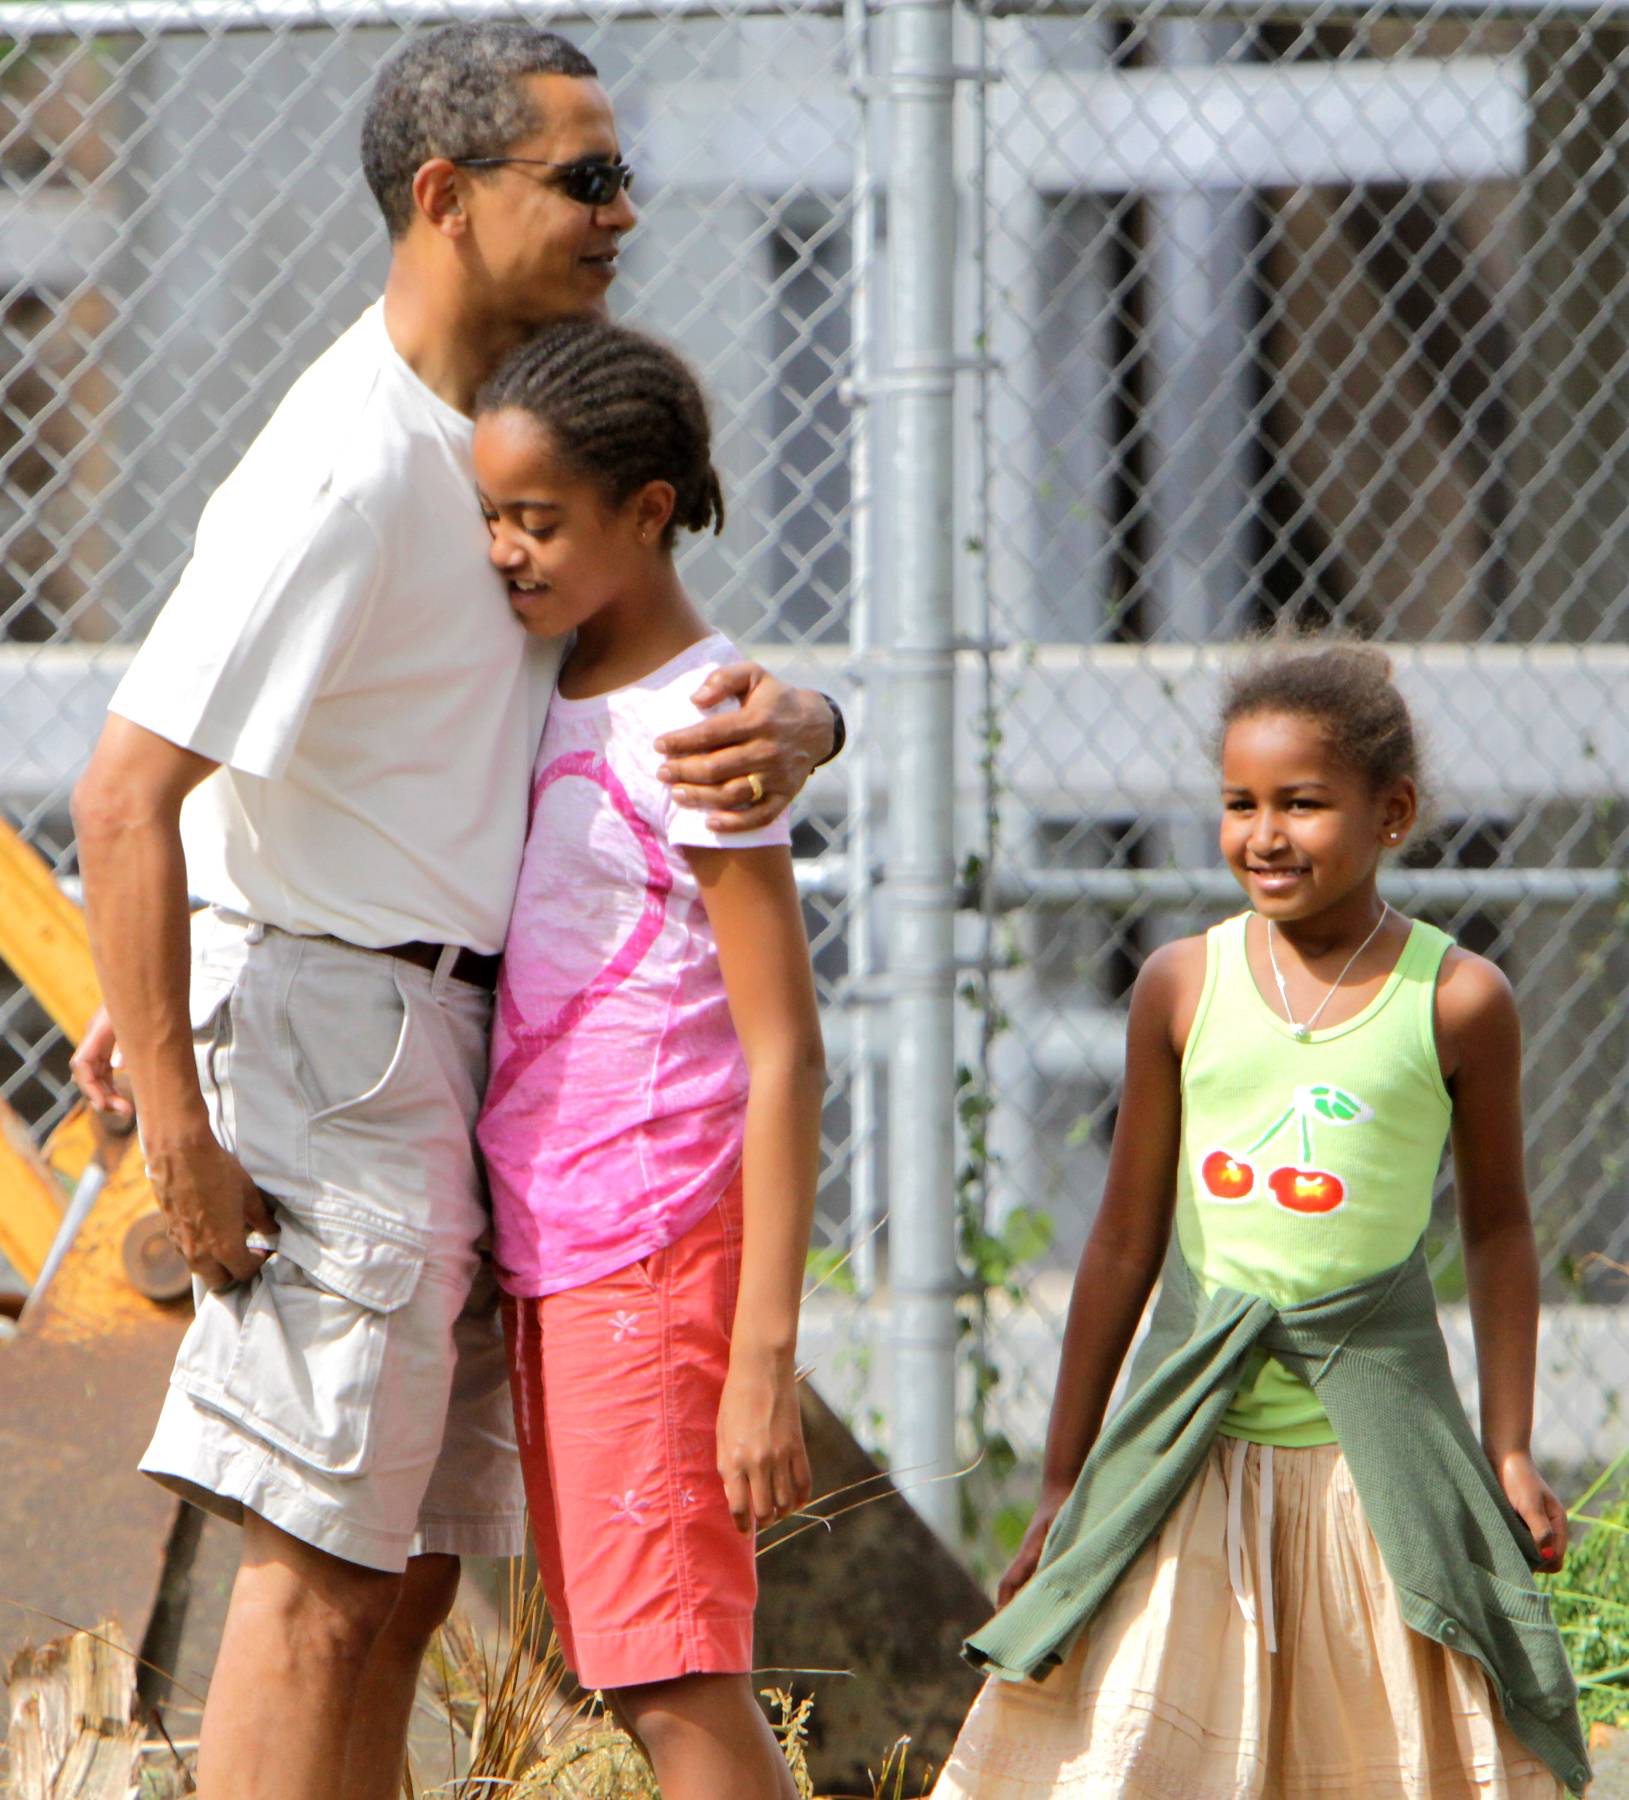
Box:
[476,317,725,545]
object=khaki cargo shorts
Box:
[140,907,525,1572]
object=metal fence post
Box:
[882,0,960,1538]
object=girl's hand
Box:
[1496,1448,1569,1571]
[997,1487,1068,1608]
[717,1349,812,1533]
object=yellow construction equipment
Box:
[0,1095,64,1281]
[0,815,100,1042]
[0,815,110,1280]
[0,820,198,1702]
[0,815,160,1291]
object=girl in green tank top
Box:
[933,643,1578,1800]
[1177,906,1455,1445]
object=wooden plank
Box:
[0,1099,64,1285]
[0,818,100,1043]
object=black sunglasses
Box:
[450,155,634,209]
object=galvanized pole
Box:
[844,0,882,1299]
[883,0,960,1538]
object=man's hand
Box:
[716,1348,812,1532]
[70,1005,135,1121]
[655,666,836,832]
[145,1130,278,1292]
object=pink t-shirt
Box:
[479,632,793,1298]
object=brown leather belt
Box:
[377,939,502,992]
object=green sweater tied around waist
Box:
[965,1241,1591,1795]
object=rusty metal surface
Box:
[0,1240,191,1688]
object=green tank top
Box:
[1175,911,1454,1445]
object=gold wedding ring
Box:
[746,771,765,805]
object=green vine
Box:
[954,688,1055,1559]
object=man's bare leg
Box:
[611,1673,798,1800]
[340,1553,462,1800]
[194,1513,402,1800]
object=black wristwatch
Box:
[814,692,847,768]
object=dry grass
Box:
[55,1556,924,1800]
[10,1451,935,1799]
[407,1565,927,1799]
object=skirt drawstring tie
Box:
[1226,1437,1278,1654]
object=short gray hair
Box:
[361,24,598,240]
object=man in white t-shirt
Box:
[69,26,840,1800]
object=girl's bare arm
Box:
[1438,947,1567,1566]
[998,936,1199,1604]
[688,842,825,1532]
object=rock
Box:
[754,1385,991,1797]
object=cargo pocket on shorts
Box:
[172,1206,427,1478]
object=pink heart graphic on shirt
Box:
[484,749,672,1113]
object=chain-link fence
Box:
[2,0,1627,1566]
[0,0,875,1263]
[955,0,1629,1554]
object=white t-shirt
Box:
[110,302,560,953]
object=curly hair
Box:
[476,316,725,544]
[361,25,597,240]
[1216,635,1424,795]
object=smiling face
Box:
[1219,710,1416,921]
[474,406,671,637]
[457,74,636,325]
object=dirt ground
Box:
[1593,1728,1629,1799]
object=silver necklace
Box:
[1265,904,1391,1041]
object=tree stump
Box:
[6,1622,145,1800]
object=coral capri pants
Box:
[502,1180,757,1691]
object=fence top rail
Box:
[5,0,1626,26]
[0,0,846,39]
[979,0,1629,18]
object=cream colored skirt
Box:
[933,1441,1566,1800]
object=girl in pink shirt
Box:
[472,316,823,1800]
